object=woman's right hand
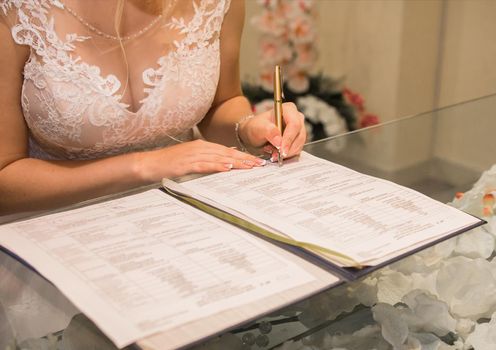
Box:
[138,139,267,182]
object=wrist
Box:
[130,151,156,185]
[235,114,254,152]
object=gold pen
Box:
[273,65,284,167]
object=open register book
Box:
[163,152,484,279]
[0,152,483,349]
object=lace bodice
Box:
[1,0,231,160]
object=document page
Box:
[169,152,481,265]
[0,189,331,348]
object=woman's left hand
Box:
[238,102,306,161]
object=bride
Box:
[0,0,306,214]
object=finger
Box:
[196,141,241,156]
[225,148,267,166]
[280,114,303,157]
[201,142,264,164]
[226,147,259,159]
[281,102,300,126]
[209,155,266,169]
[270,149,279,163]
[287,129,307,157]
[191,159,265,173]
[264,123,282,150]
[232,159,261,169]
[282,102,298,113]
[247,116,282,149]
[190,161,234,174]
[286,120,307,157]
[263,144,276,154]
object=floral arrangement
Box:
[250,0,317,94]
[243,0,379,143]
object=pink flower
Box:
[343,88,365,112]
[288,15,315,43]
[259,68,275,92]
[253,0,317,95]
[284,64,309,92]
[296,0,314,12]
[287,71,309,93]
[279,2,295,17]
[293,44,316,70]
[252,9,286,36]
[259,37,293,66]
[257,0,279,10]
[360,113,380,128]
[343,87,381,128]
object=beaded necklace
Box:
[61,0,177,41]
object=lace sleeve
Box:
[0,0,46,50]
[0,1,15,27]
[0,1,9,15]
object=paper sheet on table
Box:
[0,189,339,348]
[164,152,481,266]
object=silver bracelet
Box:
[235,114,254,152]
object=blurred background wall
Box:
[241,0,496,121]
[240,0,496,173]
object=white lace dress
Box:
[0,0,231,160]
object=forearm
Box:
[0,139,265,215]
[198,95,252,147]
[0,152,148,214]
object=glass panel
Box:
[306,94,496,203]
[1,95,495,349]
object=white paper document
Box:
[165,152,480,265]
[0,190,338,348]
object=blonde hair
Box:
[113,0,169,94]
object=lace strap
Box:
[0,1,11,16]
[168,0,232,51]
[1,0,87,59]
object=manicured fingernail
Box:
[270,156,276,163]
[273,136,282,147]
[283,146,289,157]
[256,159,267,166]
[224,163,233,169]
[282,152,288,158]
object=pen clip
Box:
[279,68,285,100]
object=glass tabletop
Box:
[1,94,495,350]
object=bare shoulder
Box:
[0,11,29,79]
[220,0,244,44]
[223,0,244,22]
[0,14,30,167]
